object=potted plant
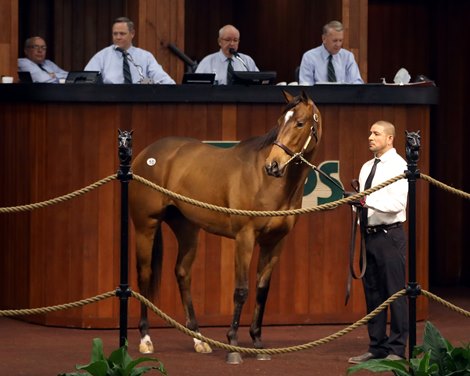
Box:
[59,338,167,376]
[347,321,470,375]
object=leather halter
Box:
[273,112,319,162]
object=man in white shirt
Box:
[18,37,68,83]
[85,17,175,84]
[299,20,363,85]
[348,121,409,364]
[195,24,258,85]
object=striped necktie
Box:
[327,54,337,82]
[117,48,132,84]
[227,58,234,85]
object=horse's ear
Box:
[300,90,310,103]
[282,90,295,103]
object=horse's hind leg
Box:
[135,219,161,354]
[167,215,212,354]
[249,241,284,361]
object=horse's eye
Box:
[296,121,304,128]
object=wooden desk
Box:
[0,84,436,328]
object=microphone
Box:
[167,43,198,73]
[229,48,249,71]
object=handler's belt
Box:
[365,222,402,235]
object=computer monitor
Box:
[65,71,103,84]
[182,73,216,84]
[17,71,33,83]
[232,71,277,85]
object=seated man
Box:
[85,17,175,84]
[195,24,258,85]
[18,36,68,83]
[299,20,363,85]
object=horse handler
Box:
[347,120,409,363]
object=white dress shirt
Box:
[84,45,175,84]
[359,148,408,226]
[195,50,259,85]
[18,58,68,83]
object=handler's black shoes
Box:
[348,352,376,364]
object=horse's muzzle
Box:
[265,161,285,177]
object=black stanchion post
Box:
[404,130,421,360]
[116,129,133,347]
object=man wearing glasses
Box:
[18,36,68,83]
[195,24,258,85]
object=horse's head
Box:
[265,91,322,177]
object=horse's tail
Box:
[148,224,163,301]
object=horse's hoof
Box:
[139,335,154,354]
[256,353,271,361]
[194,341,212,354]
[226,352,243,365]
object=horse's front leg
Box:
[226,232,255,364]
[249,241,284,361]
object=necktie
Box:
[327,54,336,82]
[117,48,132,84]
[38,63,49,73]
[227,58,234,85]
[360,158,380,227]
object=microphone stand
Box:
[167,43,198,73]
[229,48,249,71]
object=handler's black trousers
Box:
[363,224,409,358]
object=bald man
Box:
[348,121,409,364]
[195,24,258,85]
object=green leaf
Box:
[347,358,409,375]
[76,360,109,376]
[90,338,107,363]
[126,357,167,376]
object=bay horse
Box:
[129,91,322,364]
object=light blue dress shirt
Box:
[18,58,68,83]
[84,45,175,84]
[299,44,363,85]
[195,50,259,85]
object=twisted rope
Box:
[0,175,117,213]
[420,173,470,200]
[0,288,467,356]
[132,289,406,355]
[133,173,406,217]
[0,291,115,316]
[421,290,470,317]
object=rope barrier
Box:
[133,173,406,217]
[0,291,115,316]
[0,175,117,213]
[0,170,469,356]
[0,288,467,355]
[420,173,470,200]
[0,173,468,217]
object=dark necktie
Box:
[117,48,132,84]
[327,54,336,82]
[360,158,380,227]
[38,63,49,73]
[227,58,234,85]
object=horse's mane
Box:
[239,125,280,151]
[238,95,306,151]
